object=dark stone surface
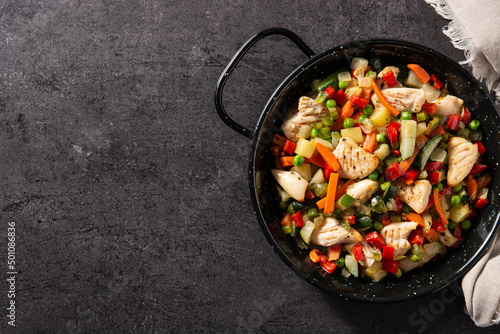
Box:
[0,0,498,333]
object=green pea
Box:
[369,171,379,180]
[436,182,444,192]
[293,155,305,166]
[343,118,354,128]
[469,119,480,130]
[336,257,345,268]
[363,104,374,115]
[339,81,348,90]
[359,115,368,124]
[310,128,319,138]
[376,133,386,143]
[326,99,336,109]
[447,220,457,230]
[400,111,412,120]
[461,219,472,230]
[450,195,461,207]
[319,127,332,139]
[452,184,463,193]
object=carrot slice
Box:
[316,197,327,210]
[370,78,400,116]
[399,135,428,173]
[309,249,322,263]
[305,189,315,200]
[315,142,339,172]
[433,188,449,225]
[328,244,342,261]
[477,173,491,189]
[467,175,478,200]
[425,228,439,242]
[332,100,354,130]
[280,156,295,167]
[324,173,339,214]
[362,130,377,153]
[403,212,426,228]
[407,64,431,84]
[335,179,355,201]
[281,213,293,226]
[305,151,326,168]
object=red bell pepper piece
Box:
[291,211,304,228]
[432,220,446,233]
[430,125,445,138]
[319,258,337,274]
[385,161,404,181]
[425,161,443,171]
[461,107,471,124]
[409,229,424,245]
[324,86,335,99]
[364,231,385,250]
[382,260,399,274]
[283,139,296,155]
[334,89,346,105]
[349,94,368,108]
[383,70,398,88]
[393,149,400,156]
[446,115,461,131]
[324,164,333,181]
[440,187,454,195]
[387,126,398,147]
[345,215,356,225]
[381,213,391,226]
[474,141,486,155]
[404,168,420,181]
[353,245,365,261]
[382,246,395,261]
[430,74,443,90]
[428,171,440,184]
[422,102,436,114]
[474,198,488,210]
[469,164,487,176]
[388,121,401,130]
[394,196,405,214]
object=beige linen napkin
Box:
[426,0,500,327]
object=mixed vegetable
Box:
[272,57,490,282]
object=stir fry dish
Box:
[271,57,490,281]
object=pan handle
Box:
[214,27,315,139]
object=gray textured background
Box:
[0,0,498,333]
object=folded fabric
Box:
[425,0,500,327]
[425,0,500,107]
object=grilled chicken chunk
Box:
[381,221,419,257]
[397,180,432,214]
[333,137,379,179]
[434,95,464,117]
[371,87,426,113]
[447,137,479,187]
[346,179,380,206]
[281,96,328,142]
[310,217,363,247]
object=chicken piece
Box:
[381,221,419,257]
[281,96,328,142]
[346,179,379,206]
[447,137,479,187]
[371,87,426,113]
[434,95,463,117]
[397,180,432,214]
[333,137,379,179]
[310,217,363,247]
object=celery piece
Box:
[336,194,355,211]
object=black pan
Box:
[215,27,500,302]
